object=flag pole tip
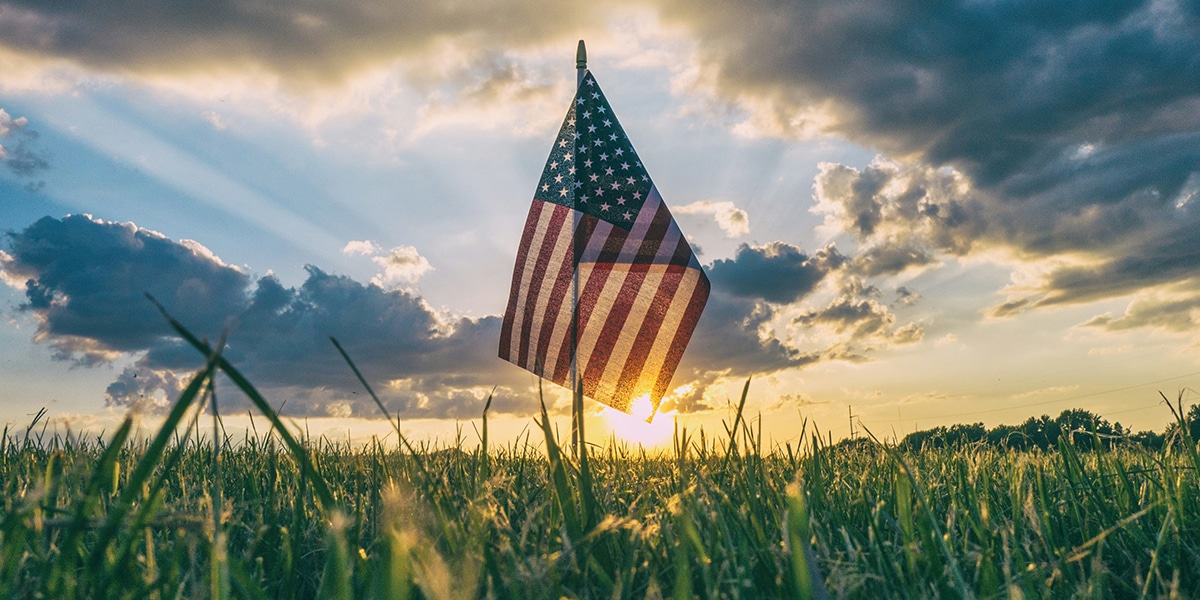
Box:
[576,40,587,69]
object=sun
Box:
[599,393,676,449]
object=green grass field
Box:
[2,314,1198,598]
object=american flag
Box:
[499,69,710,415]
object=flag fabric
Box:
[499,69,710,415]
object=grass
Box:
[1,313,1198,598]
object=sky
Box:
[1,0,1199,447]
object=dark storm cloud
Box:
[0,215,534,418]
[659,0,1199,182]
[1,215,250,363]
[707,242,844,304]
[2,215,929,417]
[0,0,604,83]
[657,0,1200,324]
[679,242,843,381]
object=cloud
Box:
[2,214,935,418]
[201,110,229,130]
[1,215,250,363]
[1081,290,1200,333]
[0,0,611,85]
[0,108,49,178]
[371,246,433,288]
[707,242,844,304]
[1,215,534,419]
[674,200,750,238]
[792,278,924,348]
[655,0,1200,320]
[341,240,381,256]
[341,240,433,287]
[675,242,919,399]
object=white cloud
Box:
[371,245,433,288]
[674,200,749,237]
[342,240,381,256]
[341,241,433,287]
[201,110,229,130]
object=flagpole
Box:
[571,40,586,459]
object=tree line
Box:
[898,404,1200,451]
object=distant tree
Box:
[1054,408,1118,450]
[901,426,948,450]
[1129,429,1165,451]
[1187,404,1200,441]
[987,424,1028,450]
[945,423,986,446]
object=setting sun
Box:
[600,393,676,449]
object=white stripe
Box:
[508,204,559,362]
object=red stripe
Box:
[499,199,545,359]
[516,204,570,369]
[651,270,710,403]
[613,238,689,405]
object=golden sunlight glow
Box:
[600,393,676,449]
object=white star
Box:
[594,188,604,196]
[626,177,635,184]
[574,181,582,188]
[587,78,595,86]
[580,194,588,202]
[563,153,572,161]
[550,161,558,169]
[598,106,606,114]
[582,110,591,119]
[641,175,649,181]
[603,119,612,127]
[605,167,615,176]
[588,125,597,133]
[594,139,604,147]
[577,98,585,105]
[584,159,593,168]
[599,153,608,161]
[569,118,575,126]
[600,203,611,211]
[617,197,626,205]
[554,175,563,183]
[610,182,620,190]
[589,173,599,182]
[558,140,568,148]
[615,148,624,156]
[622,163,631,171]
[632,191,642,200]
[622,211,632,220]
[541,184,549,192]
[560,188,568,197]
[568,167,576,175]
[609,133,618,141]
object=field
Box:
[2,317,1199,598]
